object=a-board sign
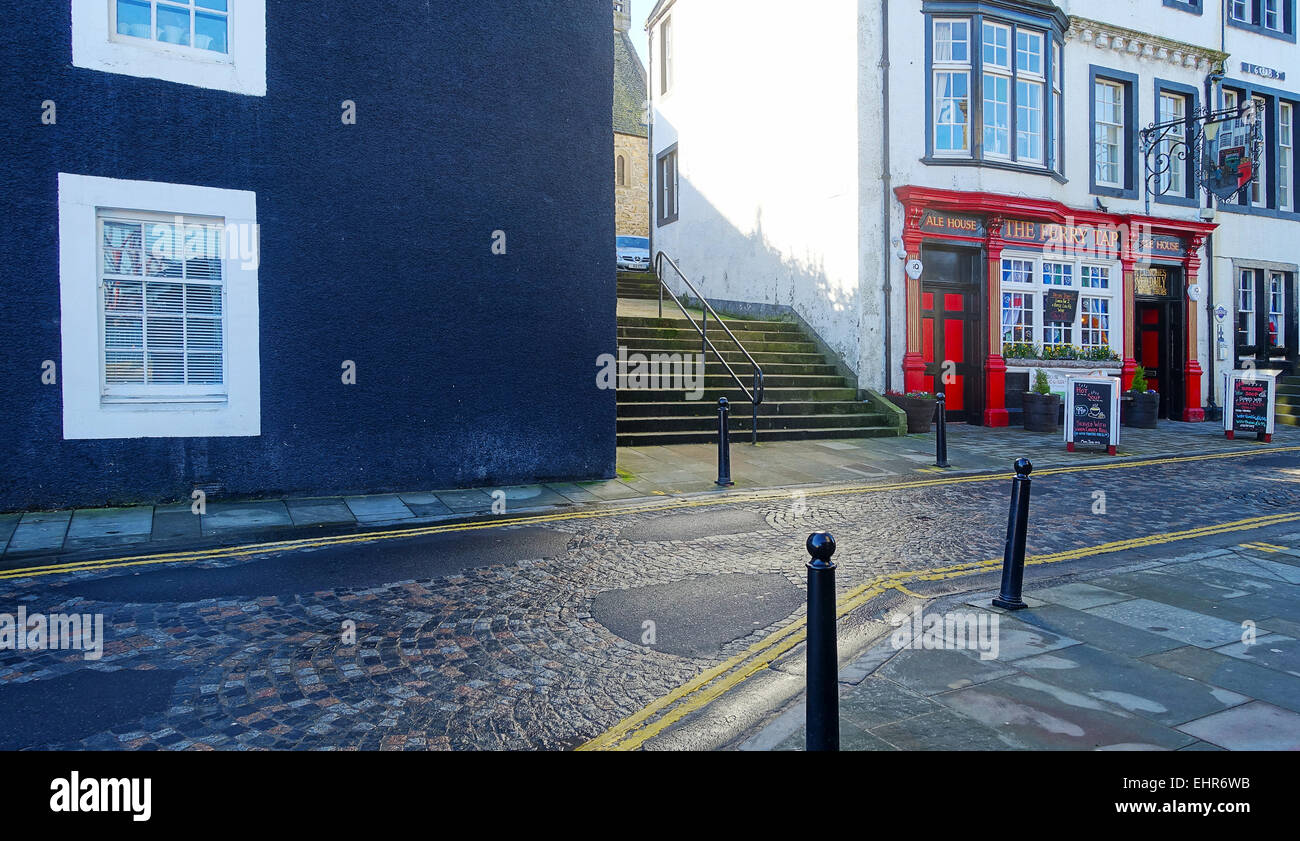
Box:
[1064,376,1120,455]
[1045,289,1080,323]
[1224,369,1277,441]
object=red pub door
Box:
[920,246,983,423]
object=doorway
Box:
[920,245,984,423]
[1136,299,1185,420]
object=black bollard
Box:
[935,391,950,468]
[805,532,839,752]
[992,458,1033,610]
[716,398,734,487]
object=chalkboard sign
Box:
[1045,289,1080,323]
[1064,376,1120,455]
[1224,370,1277,441]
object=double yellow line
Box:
[5,445,1295,583]
[578,509,1300,751]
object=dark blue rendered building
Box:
[0,1,616,511]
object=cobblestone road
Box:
[1,450,1297,749]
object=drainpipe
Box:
[647,25,655,270]
[879,0,893,392]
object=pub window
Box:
[1044,322,1073,348]
[1080,265,1110,289]
[1079,297,1111,349]
[1237,270,1256,346]
[1270,272,1287,348]
[1001,290,1035,344]
[1043,262,1073,286]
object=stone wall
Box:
[615,132,649,237]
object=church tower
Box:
[614,0,632,33]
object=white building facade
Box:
[646,0,1298,425]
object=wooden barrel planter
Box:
[1022,392,1061,433]
[1123,390,1159,429]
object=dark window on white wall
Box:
[1227,0,1296,40]
[1089,66,1138,199]
[656,145,678,226]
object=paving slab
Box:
[875,648,1017,696]
[1194,554,1300,585]
[838,676,943,731]
[344,495,414,523]
[285,499,356,527]
[66,507,154,541]
[1014,644,1249,726]
[1211,634,1300,677]
[150,509,201,542]
[0,514,19,553]
[1176,702,1300,751]
[6,511,72,553]
[433,489,495,512]
[1086,598,1249,649]
[870,708,1018,750]
[1013,604,1190,658]
[200,502,293,535]
[934,675,1199,750]
[1142,646,1300,714]
[1028,581,1136,610]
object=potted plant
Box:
[1022,369,1061,433]
[1123,363,1159,428]
[886,391,938,434]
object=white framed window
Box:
[933,19,971,155]
[1012,26,1046,163]
[982,22,1011,158]
[1001,253,1118,356]
[1094,80,1125,188]
[1001,291,1035,344]
[1269,272,1286,347]
[1281,103,1294,212]
[1080,265,1110,289]
[660,15,673,95]
[1158,92,1188,196]
[113,1,229,53]
[1230,0,1250,22]
[1043,262,1073,286]
[72,0,266,96]
[1237,270,1256,346]
[1079,297,1110,349]
[58,173,261,439]
[1264,0,1283,31]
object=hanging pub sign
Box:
[1045,289,1080,323]
[1224,369,1278,442]
[1065,376,1120,455]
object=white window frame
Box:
[1269,272,1286,348]
[1230,0,1250,22]
[1158,92,1188,197]
[1001,252,1120,357]
[982,22,1011,159]
[72,0,266,97]
[1238,269,1257,347]
[58,173,261,439]
[1079,296,1111,350]
[1280,102,1293,212]
[1094,80,1125,188]
[933,18,972,157]
[1264,0,1283,31]
[660,15,673,96]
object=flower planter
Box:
[1123,390,1159,429]
[895,396,937,434]
[1022,392,1061,433]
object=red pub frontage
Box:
[895,186,1218,427]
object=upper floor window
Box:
[1221,87,1299,214]
[926,10,1061,174]
[115,1,229,54]
[72,0,266,96]
[1158,91,1190,197]
[660,16,674,95]
[1094,80,1125,188]
[1227,0,1296,38]
[1282,102,1294,211]
[656,145,679,226]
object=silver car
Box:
[616,235,650,270]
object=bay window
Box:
[926,7,1063,174]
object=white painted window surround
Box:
[58,173,261,439]
[71,0,266,96]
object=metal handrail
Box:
[653,251,765,444]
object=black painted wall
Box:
[0,1,616,511]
